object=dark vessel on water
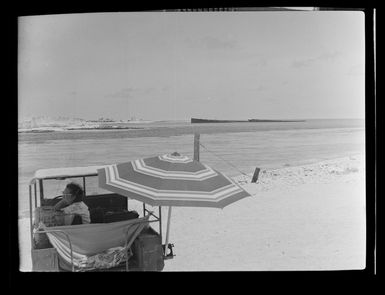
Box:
[247,119,306,122]
[191,118,306,123]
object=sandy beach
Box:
[18,154,365,271]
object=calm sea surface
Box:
[18,119,365,215]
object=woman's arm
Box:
[53,199,68,211]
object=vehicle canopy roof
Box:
[32,165,107,182]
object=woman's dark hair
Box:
[65,182,84,203]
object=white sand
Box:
[18,154,366,271]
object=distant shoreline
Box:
[18,126,145,133]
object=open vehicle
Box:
[29,165,175,272]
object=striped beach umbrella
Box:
[97,152,251,208]
[98,152,251,255]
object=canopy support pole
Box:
[39,179,44,204]
[164,206,172,256]
[82,177,86,197]
[194,133,200,162]
[34,182,37,208]
[29,184,34,250]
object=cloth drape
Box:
[43,215,150,270]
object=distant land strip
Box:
[191,118,306,123]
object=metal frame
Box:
[143,203,163,242]
[142,204,173,259]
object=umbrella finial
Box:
[171,152,180,156]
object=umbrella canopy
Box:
[97,153,251,208]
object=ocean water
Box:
[18,119,365,216]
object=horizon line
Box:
[19,116,365,122]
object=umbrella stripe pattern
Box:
[131,158,218,180]
[98,153,251,208]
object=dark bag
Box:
[90,207,105,223]
[132,227,164,271]
[103,210,139,223]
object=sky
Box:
[18,11,365,121]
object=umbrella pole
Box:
[164,206,172,256]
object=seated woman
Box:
[54,182,90,225]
